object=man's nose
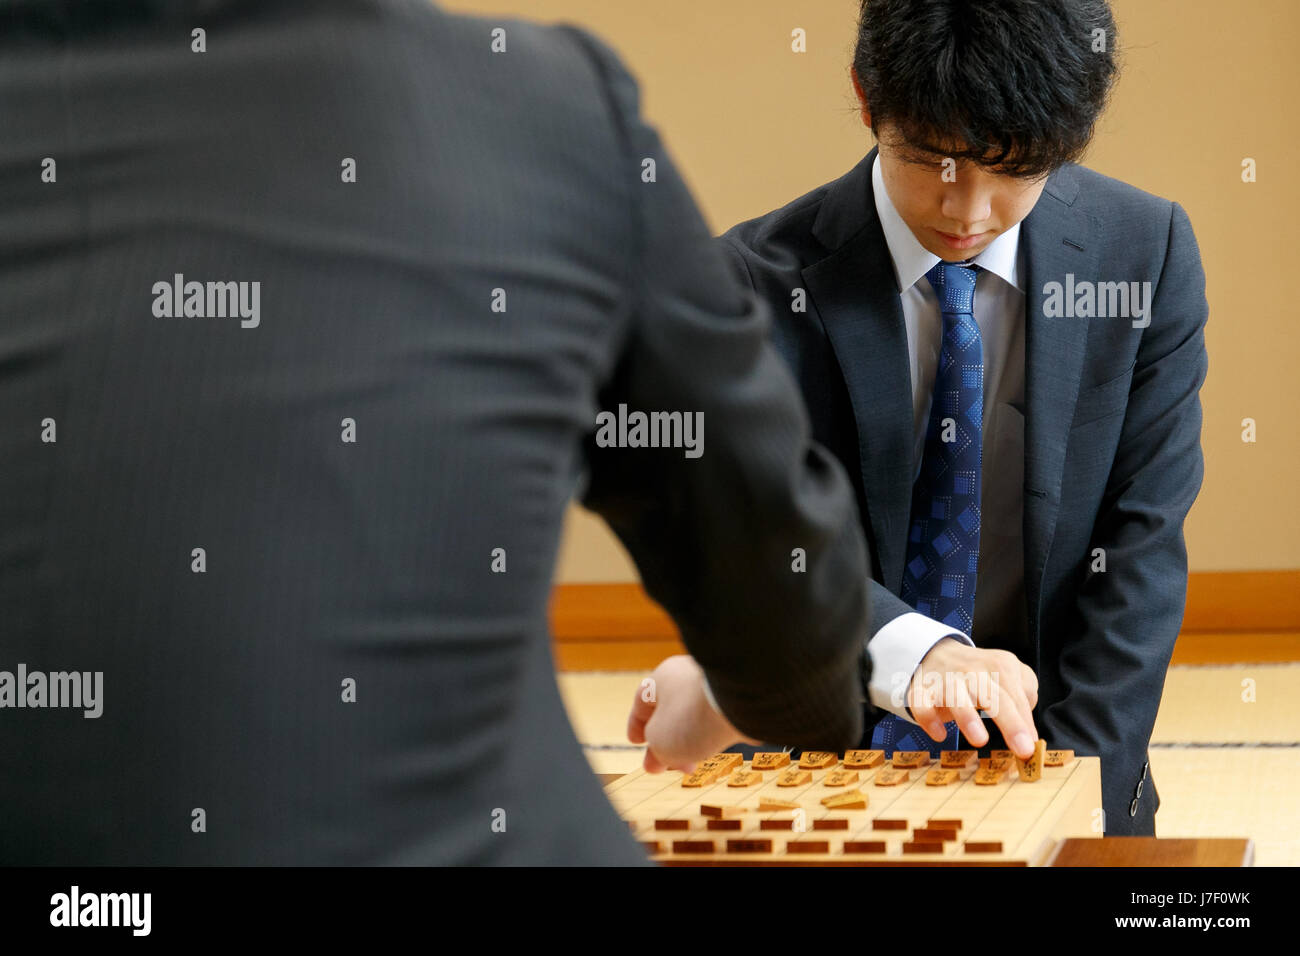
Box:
[940,182,993,230]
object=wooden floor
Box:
[559,658,1300,866]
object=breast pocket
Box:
[1071,361,1136,429]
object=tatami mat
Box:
[1150,662,1300,743]
[1146,747,1300,866]
[557,664,1300,865]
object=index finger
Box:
[984,679,1036,759]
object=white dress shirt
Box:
[864,153,1029,721]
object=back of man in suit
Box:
[719,0,1207,835]
[0,0,875,864]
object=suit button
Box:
[1141,761,1149,781]
[1130,797,1140,816]
[1135,780,1144,799]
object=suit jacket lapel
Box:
[802,149,915,592]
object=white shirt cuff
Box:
[866,612,974,722]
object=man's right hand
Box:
[902,638,1040,759]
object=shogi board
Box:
[605,752,1101,866]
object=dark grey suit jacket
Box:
[720,148,1208,836]
[0,0,873,864]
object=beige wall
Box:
[445,0,1300,580]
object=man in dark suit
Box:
[0,0,875,864]
[718,0,1207,836]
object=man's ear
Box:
[850,68,872,129]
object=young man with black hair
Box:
[702,0,1207,837]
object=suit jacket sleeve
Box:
[715,234,923,629]
[562,27,872,751]
[716,235,974,726]
[864,575,917,637]
[1039,201,1208,827]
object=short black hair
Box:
[852,0,1119,177]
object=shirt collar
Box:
[871,152,1023,294]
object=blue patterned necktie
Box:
[871,261,983,756]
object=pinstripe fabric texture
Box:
[0,1,873,863]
